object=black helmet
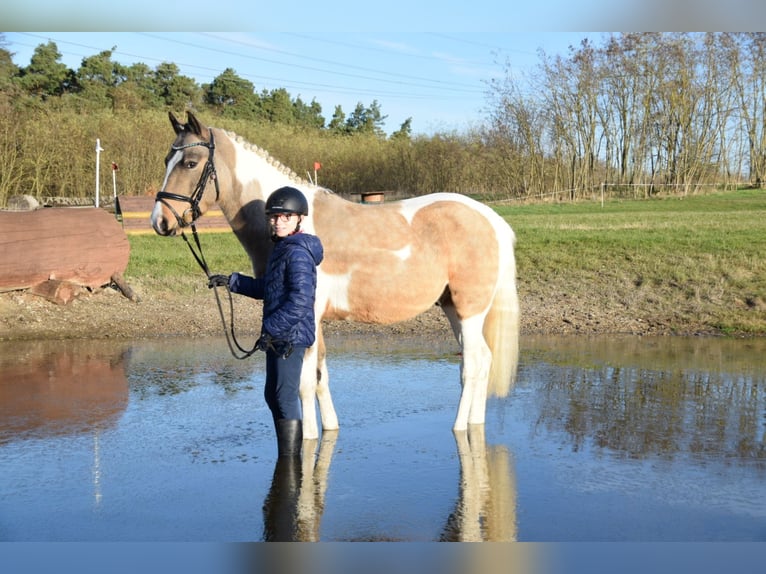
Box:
[265,186,309,216]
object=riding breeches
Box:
[264,346,306,420]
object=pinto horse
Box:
[152,111,520,440]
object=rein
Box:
[155,131,258,360]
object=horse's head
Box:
[151,111,220,236]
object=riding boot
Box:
[275,418,303,458]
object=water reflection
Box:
[261,431,338,541]
[258,425,517,542]
[523,335,766,467]
[1,335,764,541]
[441,426,517,542]
[0,340,130,443]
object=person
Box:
[208,186,323,458]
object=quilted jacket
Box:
[229,232,323,348]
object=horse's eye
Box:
[185,161,198,169]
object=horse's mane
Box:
[224,129,328,192]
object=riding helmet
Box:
[265,186,309,216]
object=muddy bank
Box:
[0,277,721,342]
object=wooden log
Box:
[0,207,130,292]
[29,279,83,305]
[110,271,140,302]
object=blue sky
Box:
[3,1,764,135]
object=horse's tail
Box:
[483,227,520,398]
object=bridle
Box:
[154,130,258,360]
[155,131,220,234]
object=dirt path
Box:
[0,277,714,342]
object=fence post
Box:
[95,139,104,208]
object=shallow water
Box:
[1,334,764,541]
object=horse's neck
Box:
[229,205,271,277]
[216,130,304,276]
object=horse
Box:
[151,111,520,440]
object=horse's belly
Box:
[322,298,435,325]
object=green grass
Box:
[126,189,766,334]
[126,232,252,294]
[498,189,766,334]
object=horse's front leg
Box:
[314,328,339,431]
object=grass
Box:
[497,189,766,334]
[126,189,766,335]
[126,232,252,294]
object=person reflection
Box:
[441,425,517,542]
[261,430,338,541]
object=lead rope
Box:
[181,221,259,360]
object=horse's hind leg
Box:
[453,314,492,431]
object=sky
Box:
[3,1,765,135]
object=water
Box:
[1,334,764,542]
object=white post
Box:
[95,139,104,208]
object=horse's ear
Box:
[168,111,184,135]
[186,112,204,137]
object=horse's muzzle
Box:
[151,202,177,236]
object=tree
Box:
[74,48,118,106]
[155,62,201,110]
[345,100,387,136]
[204,67,256,117]
[113,62,163,109]
[0,34,18,92]
[390,117,412,141]
[293,96,324,129]
[16,41,70,99]
[328,105,348,134]
[260,87,294,123]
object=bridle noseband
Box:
[155,131,220,229]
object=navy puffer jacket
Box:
[228,232,323,348]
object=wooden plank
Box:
[116,196,230,235]
[0,207,130,292]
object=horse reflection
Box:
[441,426,517,542]
[260,426,516,542]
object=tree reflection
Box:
[528,336,766,467]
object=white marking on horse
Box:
[393,244,412,261]
[319,269,353,315]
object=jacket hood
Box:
[282,232,324,266]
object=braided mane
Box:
[224,130,315,188]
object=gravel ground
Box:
[0,275,702,342]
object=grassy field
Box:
[126,189,766,335]
[496,188,766,334]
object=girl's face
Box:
[269,213,300,238]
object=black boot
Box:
[275,419,303,457]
